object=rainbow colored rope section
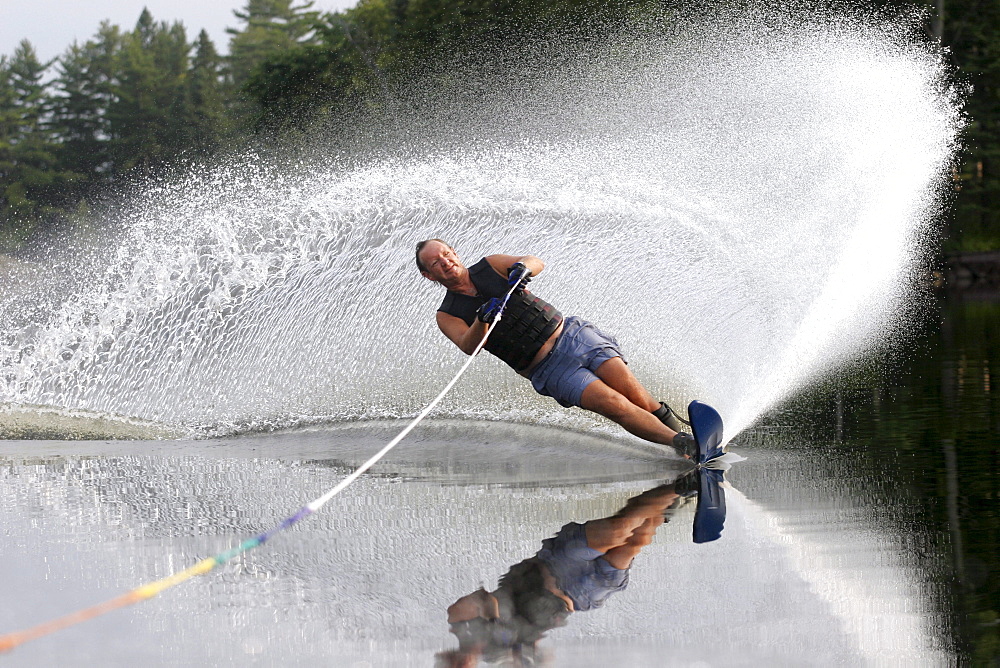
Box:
[0,279,521,654]
[0,507,312,653]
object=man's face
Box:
[419,242,464,283]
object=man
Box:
[415,239,696,457]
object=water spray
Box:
[0,8,961,440]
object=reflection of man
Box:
[437,484,685,666]
[416,239,696,457]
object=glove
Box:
[507,262,532,291]
[476,297,503,324]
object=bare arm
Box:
[436,311,490,356]
[483,254,545,278]
[447,589,500,623]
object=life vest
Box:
[438,258,563,372]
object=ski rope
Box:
[0,280,522,654]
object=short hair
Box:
[415,238,451,273]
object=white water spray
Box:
[0,9,961,439]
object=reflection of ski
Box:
[693,467,727,544]
[688,400,724,464]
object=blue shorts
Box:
[535,522,629,612]
[529,316,625,408]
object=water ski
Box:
[688,400,724,464]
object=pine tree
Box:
[49,24,123,196]
[185,30,230,157]
[0,56,19,206]
[107,9,191,177]
[0,40,75,246]
[227,0,321,91]
[945,0,1000,250]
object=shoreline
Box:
[944,250,1000,290]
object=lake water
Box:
[1,293,994,667]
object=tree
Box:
[943,0,1000,250]
[0,56,20,216]
[242,4,397,133]
[227,0,322,91]
[185,30,231,157]
[106,9,191,177]
[0,41,76,246]
[240,0,666,134]
[49,24,123,198]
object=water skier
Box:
[415,239,696,457]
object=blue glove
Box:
[507,262,532,291]
[476,297,503,324]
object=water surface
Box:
[0,418,958,666]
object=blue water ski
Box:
[692,466,727,543]
[688,400,724,464]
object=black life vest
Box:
[438,258,563,372]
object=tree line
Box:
[0,0,321,249]
[0,0,996,252]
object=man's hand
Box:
[507,262,532,291]
[476,298,503,324]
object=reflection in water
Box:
[0,427,955,666]
[438,464,733,666]
[692,463,728,545]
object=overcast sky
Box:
[1,0,358,63]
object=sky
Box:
[1,0,358,63]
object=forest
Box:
[0,0,996,252]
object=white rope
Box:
[306,280,521,512]
[0,279,525,654]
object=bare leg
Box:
[579,378,678,445]
[593,357,660,412]
[602,517,666,570]
[583,485,679,569]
